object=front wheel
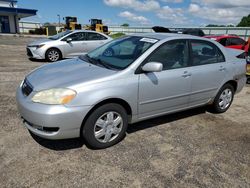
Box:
[45,48,62,62]
[82,103,128,149]
[209,84,234,113]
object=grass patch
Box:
[110,32,126,39]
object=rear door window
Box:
[86,33,107,40]
[227,38,246,46]
[190,40,225,66]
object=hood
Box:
[27,38,53,46]
[26,58,116,91]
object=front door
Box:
[62,32,87,57]
[85,32,108,51]
[0,16,10,33]
[138,39,192,119]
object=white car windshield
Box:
[49,30,72,40]
[80,36,158,70]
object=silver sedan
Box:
[17,33,246,149]
[26,30,112,62]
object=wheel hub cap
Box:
[94,111,123,143]
[48,50,59,61]
[218,88,232,110]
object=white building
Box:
[0,0,37,33]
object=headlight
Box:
[28,44,45,49]
[32,88,76,105]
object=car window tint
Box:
[66,32,86,41]
[86,36,156,70]
[190,40,225,66]
[228,38,246,46]
[86,33,107,40]
[113,40,136,55]
[219,38,227,46]
[146,40,189,70]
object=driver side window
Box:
[64,32,86,41]
[146,40,189,70]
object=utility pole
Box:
[57,14,61,27]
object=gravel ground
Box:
[0,35,249,188]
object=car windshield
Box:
[80,36,158,70]
[49,30,72,40]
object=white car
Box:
[26,30,112,62]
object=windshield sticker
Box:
[140,38,158,43]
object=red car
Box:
[204,35,248,52]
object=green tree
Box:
[206,24,226,27]
[43,22,51,27]
[237,14,250,27]
[121,23,129,27]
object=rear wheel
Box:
[45,48,62,62]
[209,84,234,113]
[82,103,128,149]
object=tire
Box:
[45,48,62,62]
[209,84,235,113]
[82,103,128,149]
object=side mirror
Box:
[66,38,72,43]
[142,62,163,73]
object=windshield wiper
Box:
[94,58,113,70]
[82,55,118,70]
[81,54,97,65]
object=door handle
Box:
[182,71,192,78]
[219,66,226,71]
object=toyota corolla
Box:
[17,33,246,149]
[26,30,112,62]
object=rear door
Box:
[188,39,228,106]
[85,32,110,52]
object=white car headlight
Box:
[32,88,76,105]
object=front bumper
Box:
[16,87,92,140]
[26,47,45,59]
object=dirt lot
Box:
[0,35,249,188]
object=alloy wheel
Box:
[48,50,59,62]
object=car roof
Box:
[70,29,110,37]
[129,32,202,40]
[204,35,240,40]
[71,30,104,34]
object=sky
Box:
[18,0,250,27]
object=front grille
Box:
[22,79,33,96]
[26,48,33,57]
